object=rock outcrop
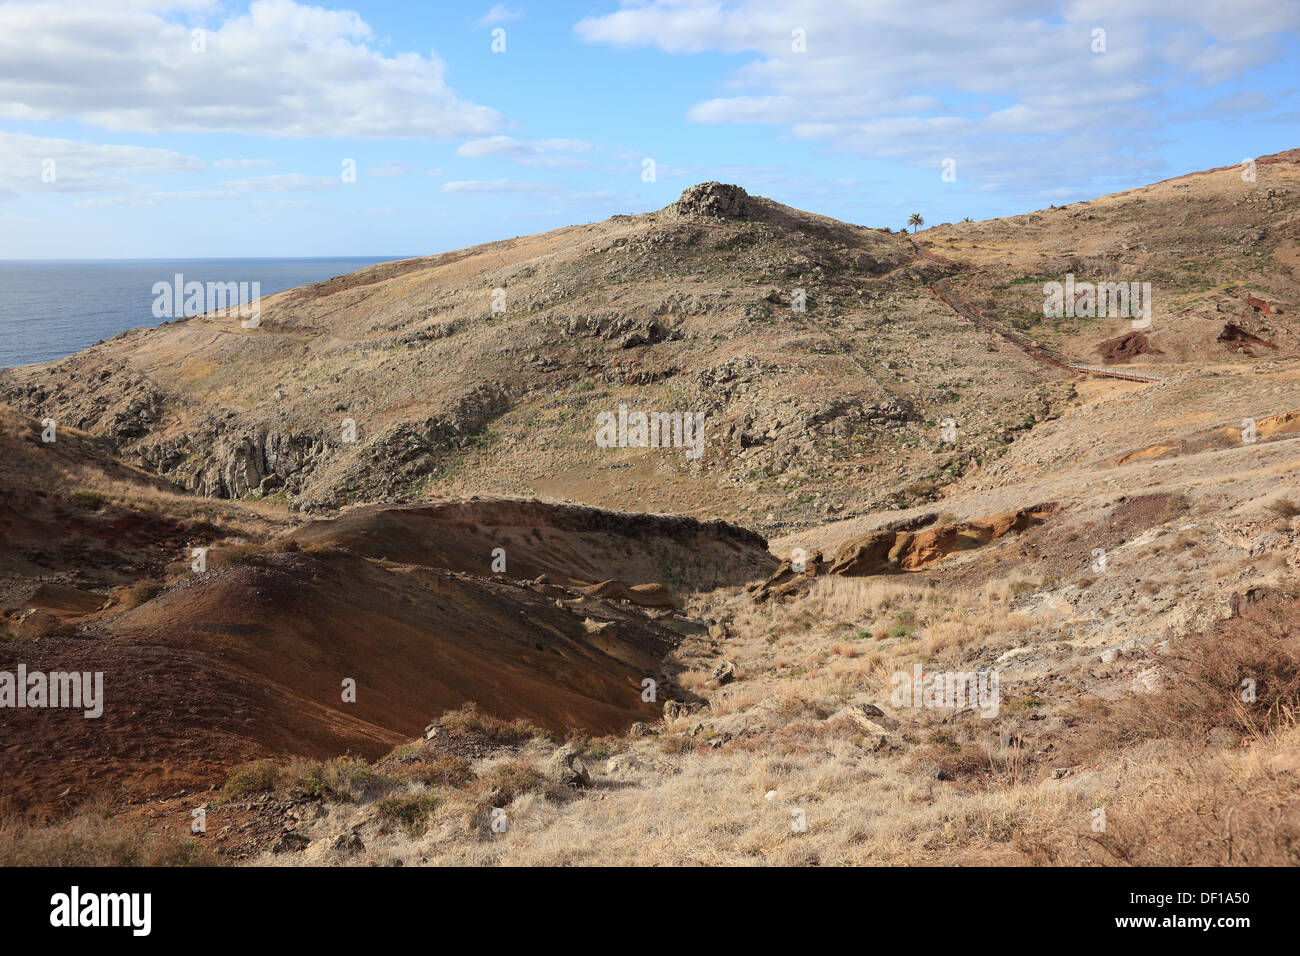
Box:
[750,505,1057,601]
[668,182,755,220]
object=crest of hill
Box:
[2,155,1296,532]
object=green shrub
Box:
[375,794,440,836]
[210,544,273,569]
[220,759,282,799]
[435,702,550,745]
[123,579,165,608]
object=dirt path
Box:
[909,240,1167,385]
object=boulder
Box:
[545,744,591,788]
[605,752,679,775]
[835,703,898,750]
[663,699,697,721]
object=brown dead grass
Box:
[0,805,216,866]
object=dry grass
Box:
[1078,589,1300,748]
[0,806,215,867]
[249,570,1299,866]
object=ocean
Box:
[0,257,400,369]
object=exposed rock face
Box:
[1245,294,1275,315]
[833,506,1056,575]
[0,360,165,442]
[137,426,326,500]
[577,580,677,609]
[193,430,325,499]
[321,382,514,507]
[728,397,867,452]
[669,182,755,220]
[834,704,893,750]
[749,505,1057,601]
[747,548,825,603]
[561,313,680,349]
[828,530,912,576]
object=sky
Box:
[1,0,1297,259]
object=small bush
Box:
[906,480,938,500]
[474,760,564,811]
[70,491,105,511]
[1160,492,1192,521]
[434,702,550,746]
[210,544,273,569]
[391,754,475,790]
[122,579,165,608]
[1266,498,1300,519]
[283,756,385,802]
[375,794,440,836]
[220,759,282,800]
[1075,590,1300,752]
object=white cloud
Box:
[250,198,320,209]
[457,136,596,167]
[365,162,446,177]
[478,3,523,27]
[0,131,203,193]
[575,0,1300,195]
[441,179,548,194]
[219,173,338,192]
[213,158,275,169]
[0,0,505,138]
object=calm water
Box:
[0,257,401,368]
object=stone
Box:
[711,660,738,685]
[545,744,591,788]
[605,752,679,775]
[841,703,898,732]
[271,831,310,854]
[332,832,365,856]
[663,700,692,720]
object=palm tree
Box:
[908,213,924,234]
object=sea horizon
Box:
[0,256,408,368]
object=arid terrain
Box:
[1,151,1298,866]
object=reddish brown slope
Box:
[289,498,774,589]
[1,547,677,814]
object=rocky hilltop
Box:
[0,181,1044,528]
[6,165,1295,533]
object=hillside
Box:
[2,152,1299,865]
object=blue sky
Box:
[1,0,1298,258]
